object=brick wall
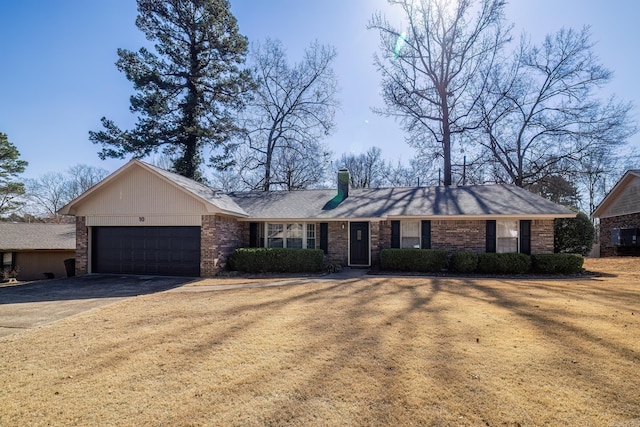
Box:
[378,218,556,254]
[327,222,348,265]
[600,213,640,257]
[370,221,381,265]
[201,215,243,276]
[75,216,88,275]
[531,219,554,254]
[432,220,486,252]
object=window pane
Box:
[307,224,315,239]
[268,224,283,238]
[288,238,303,248]
[307,223,316,249]
[497,237,518,253]
[497,221,518,238]
[287,223,303,239]
[497,221,518,253]
[401,220,421,249]
[268,238,284,248]
[2,253,12,269]
[267,224,284,248]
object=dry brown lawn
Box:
[1,258,639,426]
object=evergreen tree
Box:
[0,132,28,216]
[554,211,595,256]
[89,0,254,181]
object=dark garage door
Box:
[92,226,201,276]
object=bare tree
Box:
[369,0,509,186]
[66,164,109,199]
[25,164,111,221]
[273,141,332,190]
[338,147,386,189]
[476,27,636,189]
[237,39,339,191]
[25,173,70,222]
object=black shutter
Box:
[520,220,531,255]
[421,220,431,249]
[486,220,497,253]
[319,223,329,254]
[391,220,401,248]
[249,223,259,247]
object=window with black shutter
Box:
[391,220,400,248]
[421,220,431,249]
[486,220,497,253]
[520,220,531,255]
[319,223,329,254]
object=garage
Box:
[92,226,201,276]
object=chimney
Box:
[338,169,349,200]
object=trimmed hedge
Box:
[449,251,478,274]
[380,249,447,272]
[477,253,531,274]
[531,253,584,274]
[230,248,324,273]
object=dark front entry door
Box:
[349,222,370,266]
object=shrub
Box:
[554,211,595,256]
[380,249,447,272]
[531,253,584,274]
[449,251,478,274]
[477,253,531,274]
[230,248,324,273]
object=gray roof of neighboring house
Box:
[0,223,75,250]
[145,162,249,217]
[229,184,575,220]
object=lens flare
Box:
[393,31,407,58]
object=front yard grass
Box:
[1,257,639,426]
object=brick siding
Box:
[432,220,486,252]
[327,222,348,265]
[201,215,243,277]
[600,213,640,257]
[75,216,88,275]
[531,219,554,254]
[378,219,555,254]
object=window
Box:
[497,220,519,253]
[401,220,421,249]
[307,224,316,249]
[391,220,431,249]
[287,223,303,248]
[264,223,315,249]
[2,252,13,270]
[267,223,284,248]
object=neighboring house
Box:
[59,160,575,277]
[593,169,640,257]
[0,223,76,281]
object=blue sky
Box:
[1,0,638,180]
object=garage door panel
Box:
[93,226,200,276]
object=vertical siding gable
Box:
[72,166,209,216]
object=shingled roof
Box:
[0,223,75,250]
[57,160,575,221]
[229,184,575,220]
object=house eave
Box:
[236,213,575,222]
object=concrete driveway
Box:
[0,274,194,338]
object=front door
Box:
[349,222,370,266]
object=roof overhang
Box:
[238,213,575,222]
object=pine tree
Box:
[0,132,28,215]
[90,0,254,181]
